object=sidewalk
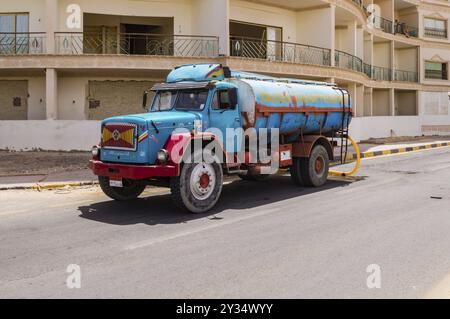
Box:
[1,136,450,190]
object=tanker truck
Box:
[89,63,352,213]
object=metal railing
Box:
[373,15,394,34]
[230,36,331,66]
[424,28,448,39]
[425,69,448,80]
[335,50,363,73]
[0,32,46,55]
[372,65,393,81]
[55,32,219,57]
[394,69,419,82]
[394,23,418,38]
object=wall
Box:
[0,120,101,151]
[372,89,391,116]
[58,0,193,34]
[0,0,46,32]
[297,7,333,49]
[349,116,421,141]
[395,90,417,115]
[229,0,297,43]
[0,80,28,120]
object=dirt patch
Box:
[0,150,91,176]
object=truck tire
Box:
[290,157,304,186]
[170,150,223,214]
[98,176,146,201]
[300,144,329,187]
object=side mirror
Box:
[142,91,148,109]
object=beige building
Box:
[0,0,450,150]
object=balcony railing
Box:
[0,32,46,55]
[425,69,448,80]
[335,50,363,73]
[230,36,331,66]
[373,15,394,34]
[394,69,419,82]
[424,28,448,39]
[55,32,219,57]
[372,65,393,81]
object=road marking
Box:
[125,204,290,251]
[424,274,450,299]
[359,145,450,161]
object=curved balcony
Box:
[230,36,331,67]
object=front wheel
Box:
[170,151,223,214]
[98,176,146,201]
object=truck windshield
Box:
[151,89,209,111]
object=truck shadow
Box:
[78,175,357,226]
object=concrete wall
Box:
[0,120,101,151]
[0,0,46,32]
[0,80,28,120]
[229,0,297,43]
[372,89,391,116]
[297,7,333,49]
[349,116,421,141]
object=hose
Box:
[329,135,361,177]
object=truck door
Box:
[209,88,243,153]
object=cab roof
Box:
[167,63,225,83]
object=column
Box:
[46,0,58,54]
[46,69,58,120]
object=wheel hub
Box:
[315,157,324,174]
[190,163,216,200]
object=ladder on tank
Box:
[333,87,352,165]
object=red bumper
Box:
[89,160,179,180]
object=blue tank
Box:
[229,71,352,141]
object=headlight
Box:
[92,146,100,157]
[157,149,169,163]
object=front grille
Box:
[101,122,137,151]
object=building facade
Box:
[0,0,450,150]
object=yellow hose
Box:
[329,135,361,177]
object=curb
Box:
[0,181,98,191]
[350,141,450,160]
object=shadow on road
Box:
[78,176,354,226]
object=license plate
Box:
[109,179,123,188]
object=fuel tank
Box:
[230,73,352,139]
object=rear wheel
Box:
[98,176,146,201]
[301,144,329,187]
[290,157,304,186]
[170,150,223,214]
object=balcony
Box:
[54,32,219,57]
[230,36,331,67]
[394,69,419,82]
[372,16,418,38]
[0,32,46,55]
[424,28,448,39]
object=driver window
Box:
[211,90,235,111]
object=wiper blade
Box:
[150,121,160,133]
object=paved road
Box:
[1,147,450,298]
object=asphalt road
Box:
[1,147,450,298]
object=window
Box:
[211,90,237,111]
[0,13,30,54]
[425,61,448,80]
[424,17,447,38]
[174,90,208,111]
[151,91,176,111]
